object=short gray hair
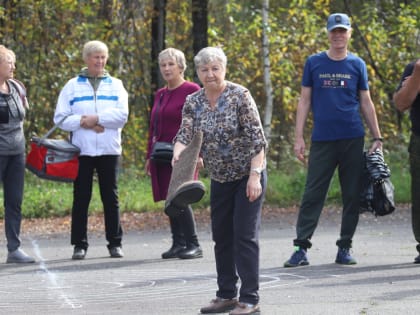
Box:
[158,48,187,73]
[194,46,227,69]
[0,45,15,63]
[82,40,108,61]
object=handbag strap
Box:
[40,115,69,142]
[153,90,167,138]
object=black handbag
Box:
[150,141,173,163]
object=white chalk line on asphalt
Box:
[3,240,312,309]
[30,238,83,309]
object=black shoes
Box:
[161,244,186,259]
[162,244,203,259]
[72,247,86,260]
[72,244,199,260]
[178,245,203,259]
[72,246,123,259]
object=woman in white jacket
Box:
[54,40,128,260]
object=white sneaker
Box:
[6,248,35,263]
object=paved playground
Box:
[0,206,419,315]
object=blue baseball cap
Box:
[327,13,351,31]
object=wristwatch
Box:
[250,167,263,175]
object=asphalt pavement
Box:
[0,205,419,315]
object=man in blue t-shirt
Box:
[394,58,420,263]
[284,13,383,267]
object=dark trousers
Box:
[409,134,420,247]
[168,205,199,248]
[294,138,364,250]
[210,171,266,305]
[71,155,122,250]
[0,154,24,252]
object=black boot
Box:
[162,243,186,259]
[178,245,203,259]
[177,206,203,259]
[162,216,186,259]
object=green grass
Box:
[0,148,411,219]
[384,145,410,203]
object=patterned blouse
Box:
[175,81,266,183]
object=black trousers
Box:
[210,171,266,305]
[409,134,420,247]
[168,205,199,248]
[294,138,364,250]
[71,155,122,250]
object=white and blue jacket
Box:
[54,72,129,156]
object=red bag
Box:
[26,116,80,182]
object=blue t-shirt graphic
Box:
[302,51,369,141]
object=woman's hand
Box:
[80,114,99,129]
[171,142,187,167]
[196,157,204,170]
[92,124,104,133]
[246,173,262,202]
[145,159,151,176]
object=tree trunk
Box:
[98,0,113,26]
[261,0,273,145]
[150,0,167,109]
[191,0,208,83]
[192,0,208,55]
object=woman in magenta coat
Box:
[145,48,202,260]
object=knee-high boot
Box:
[161,216,186,259]
[178,205,203,259]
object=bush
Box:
[0,148,410,219]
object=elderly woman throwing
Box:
[173,47,267,315]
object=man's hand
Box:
[368,139,383,155]
[294,137,307,165]
[246,174,262,202]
